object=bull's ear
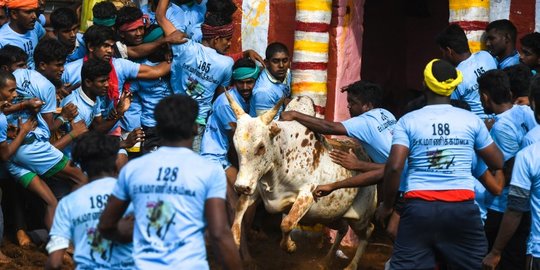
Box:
[228,122,237,132]
[269,122,281,139]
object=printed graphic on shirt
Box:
[146,200,176,240]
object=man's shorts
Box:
[7,140,68,188]
[527,255,540,270]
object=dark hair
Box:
[265,42,289,60]
[72,131,119,178]
[204,12,230,28]
[116,6,143,28]
[431,59,458,82]
[34,38,68,65]
[520,32,540,56]
[529,74,540,121]
[92,1,117,20]
[206,0,237,24]
[50,7,78,30]
[155,95,199,141]
[0,45,28,67]
[342,80,383,108]
[486,19,517,43]
[477,69,512,104]
[84,25,115,49]
[435,24,470,54]
[0,69,15,89]
[232,57,256,70]
[503,64,531,98]
[81,59,112,84]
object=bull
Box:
[226,93,377,269]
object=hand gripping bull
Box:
[226,92,377,270]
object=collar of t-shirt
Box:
[78,88,97,106]
[264,68,290,85]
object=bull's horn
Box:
[260,96,285,125]
[225,90,246,119]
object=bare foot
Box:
[16,230,32,247]
[0,251,11,264]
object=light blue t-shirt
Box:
[49,177,134,270]
[496,50,520,69]
[170,40,233,125]
[166,0,207,43]
[487,105,538,212]
[249,69,291,119]
[0,113,7,142]
[130,59,172,128]
[9,69,56,141]
[508,143,540,257]
[341,108,396,164]
[393,104,493,192]
[453,51,497,120]
[522,125,540,148]
[200,88,249,165]
[0,23,45,69]
[66,33,87,63]
[111,146,226,270]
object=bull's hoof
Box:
[280,238,297,253]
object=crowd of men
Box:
[0,0,540,269]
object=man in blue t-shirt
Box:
[376,59,504,269]
[478,69,538,269]
[46,132,134,270]
[166,0,207,42]
[436,24,497,120]
[281,80,396,197]
[250,42,291,119]
[519,33,540,75]
[504,64,532,106]
[522,75,540,147]
[50,7,86,63]
[0,0,45,69]
[485,20,520,69]
[98,95,242,269]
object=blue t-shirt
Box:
[9,69,56,141]
[200,88,249,164]
[249,69,291,119]
[341,108,396,164]
[393,104,493,192]
[0,23,45,69]
[472,155,489,223]
[453,51,497,120]
[49,177,134,270]
[130,59,172,128]
[66,33,87,63]
[487,105,538,212]
[166,0,207,43]
[111,147,226,269]
[0,113,7,142]
[170,40,233,125]
[508,143,540,257]
[522,125,540,148]
[496,50,520,69]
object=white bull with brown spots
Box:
[226,93,377,270]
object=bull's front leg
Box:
[231,192,259,247]
[280,187,315,253]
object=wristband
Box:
[68,132,75,140]
[57,116,67,124]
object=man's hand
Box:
[19,116,37,135]
[375,203,393,228]
[312,184,335,201]
[243,49,265,68]
[23,98,44,114]
[0,100,10,110]
[116,91,132,116]
[330,149,362,170]
[164,30,188,45]
[70,120,88,138]
[280,111,296,121]
[56,83,79,101]
[121,128,145,148]
[116,214,134,243]
[482,251,501,270]
[60,103,79,121]
[6,124,18,139]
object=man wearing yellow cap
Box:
[376,59,504,269]
[0,0,45,70]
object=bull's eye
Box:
[255,143,266,156]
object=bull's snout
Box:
[234,184,253,195]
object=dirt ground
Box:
[0,214,392,270]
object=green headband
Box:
[143,27,164,43]
[93,16,116,27]
[232,66,260,81]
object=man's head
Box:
[520,32,540,71]
[529,74,540,123]
[72,131,119,178]
[342,81,383,117]
[0,70,17,104]
[202,12,234,55]
[265,42,290,82]
[485,19,517,58]
[503,64,532,105]
[116,6,147,46]
[155,95,199,143]
[423,59,462,98]
[478,69,512,114]
[232,57,259,100]
[143,25,171,63]
[0,7,8,27]
[0,45,28,72]
[206,0,237,23]
[92,1,117,28]
[81,59,111,99]
[34,38,68,86]
[50,7,80,49]
[435,24,470,65]
[84,25,116,62]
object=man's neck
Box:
[161,138,194,148]
[454,52,472,66]
[492,102,514,115]
[82,87,97,102]
[88,172,117,182]
[425,91,451,105]
[498,47,516,60]
[9,21,28,35]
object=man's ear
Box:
[0,65,9,72]
[36,61,46,72]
